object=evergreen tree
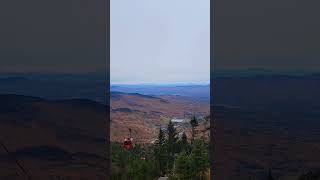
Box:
[179,132,190,154]
[190,139,210,179]
[175,152,193,179]
[111,142,130,179]
[127,159,155,180]
[167,120,178,172]
[190,115,199,144]
[154,127,167,176]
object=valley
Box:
[110,91,210,143]
[0,94,108,179]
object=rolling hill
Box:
[0,94,108,179]
[212,73,320,179]
[110,91,210,143]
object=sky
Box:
[1,0,319,77]
[0,0,106,74]
[213,0,320,72]
[111,0,210,84]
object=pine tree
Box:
[190,115,199,144]
[179,132,190,154]
[167,120,178,173]
[127,158,154,180]
[191,139,210,179]
[175,152,193,179]
[111,142,130,179]
[154,127,167,176]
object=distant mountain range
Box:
[0,94,107,179]
[0,76,107,103]
[0,75,210,103]
[111,84,210,102]
[212,73,320,112]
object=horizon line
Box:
[110,81,210,86]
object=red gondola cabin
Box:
[123,137,133,150]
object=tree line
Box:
[111,115,210,180]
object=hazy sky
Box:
[111,0,210,84]
[1,0,319,77]
[0,0,106,73]
[214,0,320,71]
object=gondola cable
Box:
[0,140,33,180]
